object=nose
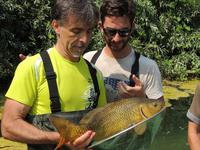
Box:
[79,32,90,44]
[112,32,122,42]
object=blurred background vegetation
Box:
[0,0,200,93]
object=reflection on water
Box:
[92,109,166,150]
[93,97,192,150]
[150,97,192,150]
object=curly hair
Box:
[100,0,136,23]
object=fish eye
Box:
[154,103,158,107]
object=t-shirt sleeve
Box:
[187,83,200,124]
[5,57,37,106]
[143,59,163,99]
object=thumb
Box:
[131,74,141,85]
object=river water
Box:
[150,97,191,150]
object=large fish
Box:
[0,120,1,137]
[49,97,165,150]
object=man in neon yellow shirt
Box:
[1,0,106,150]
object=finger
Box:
[117,82,128,94]
[19,54,27,61]
[72,135,95,150]
[131,75,145,96]
[131,74,141,85]
[73,131,95,149]
[119,82,133,92]
[117,82,134,98]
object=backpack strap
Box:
[40,50,61,113]
[84,59,100,108]
[129,51,140,86]
[90,50,102,64]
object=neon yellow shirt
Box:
[6,47,106,115]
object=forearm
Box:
[2,118,59,144]
[188,132,200,150]
[1,99,60,144]
[188,121,200,150]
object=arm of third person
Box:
[19,54,27,61]
[188,121,200,150]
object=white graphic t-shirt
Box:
[84,48,163,102]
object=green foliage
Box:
[160,52,200,81]
[0,0,55,81]
[0,0,200,86]
[87,28,104,52]
[131,0,200,80]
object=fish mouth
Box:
[140,107,148,119]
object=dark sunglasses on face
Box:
[103,27,131,37]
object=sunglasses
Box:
[103,27,131,37]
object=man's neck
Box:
[104,45,132,59]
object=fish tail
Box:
[55,136,65,150]
[0,120,1,137]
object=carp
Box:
[0,120,1,137]
[49,97,165,150]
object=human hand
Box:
[19,54,27,61]
[117,75,144,98]
[64,130,95,150]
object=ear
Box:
[51,20,61,35]
[98,21,103,33]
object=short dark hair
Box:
[51,0,99,27]
[100,0,136,23]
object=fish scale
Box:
[50,97,164,150]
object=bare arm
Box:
[1,99,95,149]
[1,99,60,144]
[188,121,200,150]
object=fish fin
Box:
[49,115,87,142]
[0,120,1,137]
[134,122,147,135]
[55,136,66,150]
[80,107,105,125]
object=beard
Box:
[104,36,130,52]
[67,42,87,58]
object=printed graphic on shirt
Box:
[104,77,130,102]
[81,78,97,110]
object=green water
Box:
[150,98,191,150]
[151,130,188,150]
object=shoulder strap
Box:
[90,50,102,64]
[84,59,100,108]
[40,50,61,113]
[129,51,140,86]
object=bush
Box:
[130,0,200,80]
[0,0,55,82]
[160,52,200,81]
[0,0,200,86]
